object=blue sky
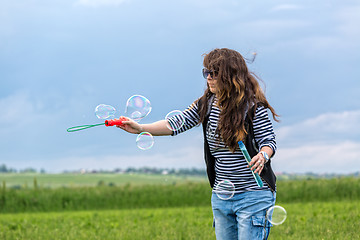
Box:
[1,0,359,173]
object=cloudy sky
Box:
[1,0,359,174]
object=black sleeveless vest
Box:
[201,99,277,192]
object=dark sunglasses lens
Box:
[202,69,207,78]
[202,68,212,79]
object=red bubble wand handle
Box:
[104,118,124,126]
[67,117,125,132]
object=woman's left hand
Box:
[249,153,265,174]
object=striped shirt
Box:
[169,96,277,193]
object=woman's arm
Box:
[249,106,277,174]
[116,118,173,136]
[117,99,201,136]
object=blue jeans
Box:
[211,190,276,240]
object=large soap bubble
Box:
[95,104,116,119]
[266,205,287,225]
[165,110,186,131]
[136,132,154,150]
[125,95,152,122]
[213,180,235,200]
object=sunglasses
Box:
[202,68,217,79]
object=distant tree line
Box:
[276,171,360,180]
[0,164,206,176]
[65,167,208,176]
[0,164,16,173]
[1,163,359,178]
[0,164,46,174]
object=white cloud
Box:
[335,5,360,39]
[0,92,26,122]
[274,109,360,173]
[273,141,360,174]
[245,3,360,53]
[0,91,37,128]
[276,110,360,145]
[270,4,303,12]
[74,0,128,7]
[0,91,67,129]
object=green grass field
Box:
[0,174,359,239]
[1,202,359,240]
[0,173,207,188]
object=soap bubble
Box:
[136,132,154,150]
[213,180,235,200]
[130,111,142,120]
[125,95,151,122]
[95,104,116,119]
[245,50,257,64]
[266,205,287,225]
[165,110,186,131]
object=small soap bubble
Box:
[95,104,116,119]
[213,180,235,200]
[125,95,151,122]
[130,111,142,120]
[244,50,257,64]
[165,110,186,131]
[136,132,154,150]
[266,205,287,225]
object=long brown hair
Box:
[197,48,279,152]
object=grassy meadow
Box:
[0,172,207,188]
[0,174,359,239]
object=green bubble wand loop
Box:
[67,123,105,132]
[238,141,263,188]
[66,119,125,132]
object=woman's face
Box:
[202,68,218,94]
[207,75,218,94]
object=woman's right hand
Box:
[116,117,143,134]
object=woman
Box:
[117,48,279,240]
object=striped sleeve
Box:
[168,100,200,136]
[252,106,277,154]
